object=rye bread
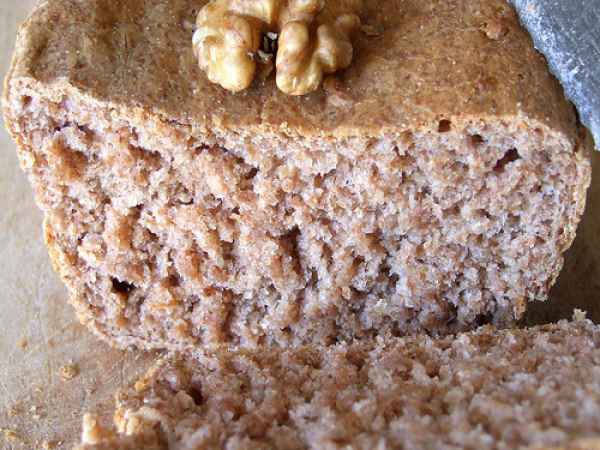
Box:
[2,0,592,350]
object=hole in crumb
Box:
[281,226,302,276]
[21,96,32,108]
[468,134,484,147]
[438,120,452,133]
[474,313,493,327]
[446,303,458,326]
[477,208,491,219]
[167,274,181,288]
[177,186,194,205]
[493,148,520,172]
[213,241,234,266]
[193,143,210,155]
[444,205,461,218]
[187,384,203,406]
[111,278,135,295]
[76,124,93,136]
[245,167,259,180]
[314,174,324,189]
[390,323,403,338]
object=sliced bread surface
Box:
[75,318,600,450]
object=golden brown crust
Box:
[4,0,580,141]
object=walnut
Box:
[59,362,80,380]
[192,1,264,92]
[81,414,116,444]
[192,0,363,95]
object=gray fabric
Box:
[511,0,600,149]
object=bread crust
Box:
[2,0,581,140]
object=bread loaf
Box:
[75,318,600,450]
[3,0,591,350]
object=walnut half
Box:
[192,0,364,95]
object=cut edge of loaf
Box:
[74,317,600,450]
[3,74,592,351]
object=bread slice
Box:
[3,0,591,351]
[75,318,600,450]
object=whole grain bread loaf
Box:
[75,318,600,450]
[2,0,592,351]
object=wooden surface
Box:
[0,2,599,450]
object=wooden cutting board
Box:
[0,3,599,449]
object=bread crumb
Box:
[17,338,28,349]
[134,379,148,392]
[8,403,21,417]
[2,429,20,442]
[30,405,43,420]
[41,440,57,449]
[59,363,80,380]
[573,309,588,321]
[482,19,507,40]
[85,387,97,396]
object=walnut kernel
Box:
[193,0,363,95]
[81,414,116,444]
[59,362,80,380]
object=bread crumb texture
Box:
[2,0,592,351]
[73,319,600,450]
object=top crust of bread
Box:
[4,0,580,141]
